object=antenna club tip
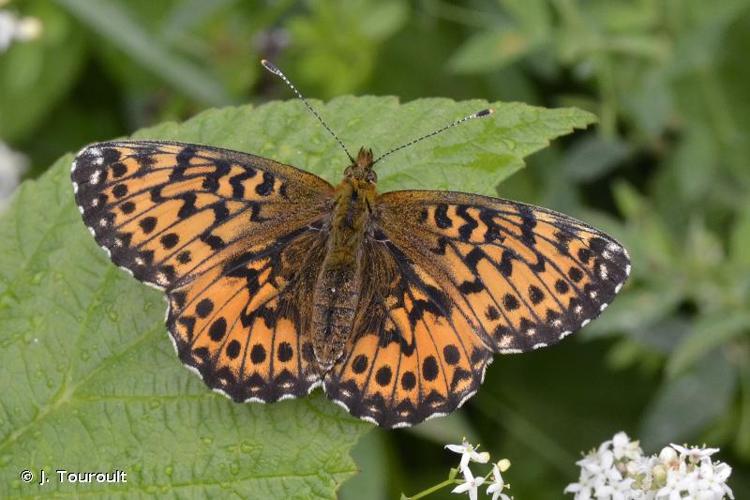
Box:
[261,59,282,76]
[477,108,494,117]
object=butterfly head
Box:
[344,147,377,185]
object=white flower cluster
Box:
[0,1,43,53]
[565,432,734,499]
[446,439,513,500]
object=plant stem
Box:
[403,466,499,499]
[403,478,458,500]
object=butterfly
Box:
[70,62,629,428]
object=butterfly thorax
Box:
[311,148,378,371]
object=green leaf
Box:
[0,97,591,497]
[449,28,540,74]
[739,362,750,460]
[285,0,408,97]
[360,98,595,196]
[0,0,86,142]
[583,287,684,346]
[730,201,750,268]
[639,351,737,451]
[622,67,674,137]
[667,312,750,376]
[500,0,552,38]
[339,430,388,500]
[161,0,240,41]
[666,124,719,203]
[561,135,631,182]
[448,0,552,74]
[54,0,232,106]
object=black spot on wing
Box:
[229,165,256,198]
[434,204,452,228]
[255,172,275,196]
[455,205,478,240]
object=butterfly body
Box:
[71,137,630,428]
[311,147,378,369]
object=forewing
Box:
[71,140,333,290]
[377,190,630,352]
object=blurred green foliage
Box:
[1,0,749,497]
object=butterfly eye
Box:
[366,170,377,183]
[344,166,353,177]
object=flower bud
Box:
[659,446,677,463]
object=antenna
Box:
[261,59,354,163]
[372,108,494,166]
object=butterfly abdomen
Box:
[311,266,360,370]
[311,178,376,370]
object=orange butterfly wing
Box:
[324,237,493,427]
[72,141,630,424]
[324,190,630,427]
[72,141,334,401]
[169,224,328,401]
